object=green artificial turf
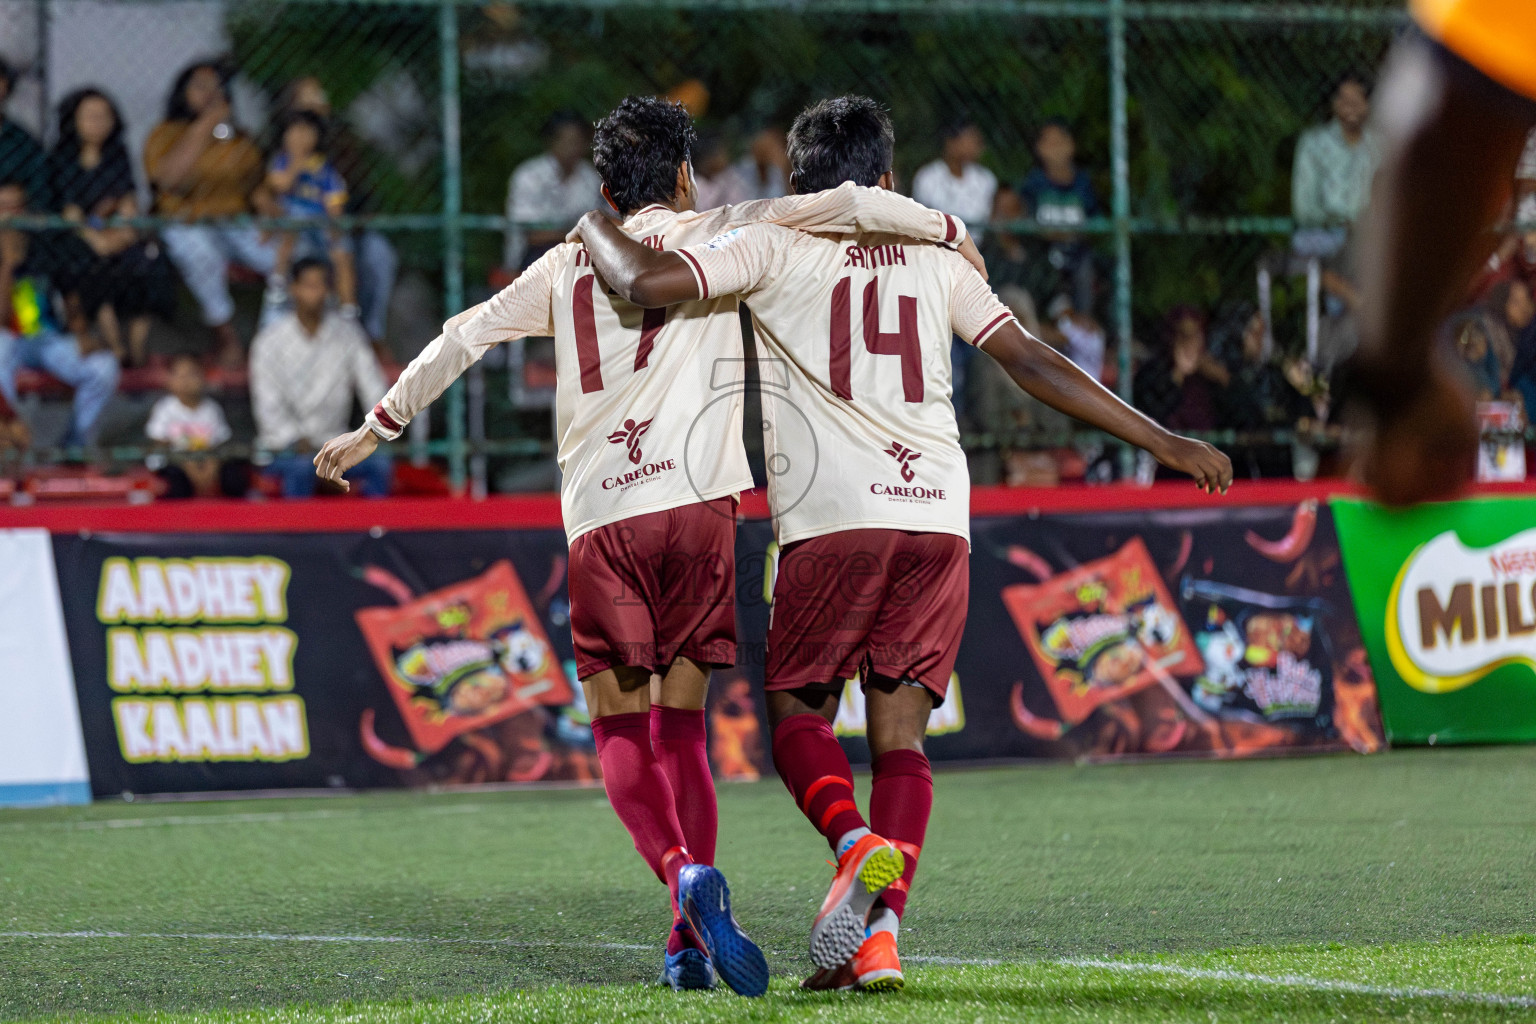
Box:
[1,747,1533,1022]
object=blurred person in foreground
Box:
[0,180,119,450]
[250,257,389,497]
[146,352,247,498]
[144,59,276,366]
[503,112,601,272]
[47,87,175,367]
[0,59,44,200]
[1350,1,1536,504]
[276,76,399,346]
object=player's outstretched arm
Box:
[981,320,1233,494]
[571,211,701,308]
[1349,40,1536,505]
[314,247,561,489]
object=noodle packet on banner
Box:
[1178,577,1331,721]
[355,560,573,754]
[1002,537,1202,725]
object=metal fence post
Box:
[1108,0,1135,480]
[439,0,467,494]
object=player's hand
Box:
[567,209,618,244]
[1347,362,1477,507]
[958,234,987,281]
[1154,434,1232,495]
[313,425,379,492]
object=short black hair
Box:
[592,96,696,215]
[940,115,978,141]
[167,351,204,373]
[1331,70,1371,99]
[787,95,894,195]
[541,110,588,143]
[1035,117,1074,142]
[278,108,328,151]
[291,256,333,284]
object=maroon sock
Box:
[869,748,932,920]
[651,705,717,866]
[591,711,693,896]
[771,713,867,851]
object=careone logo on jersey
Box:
[1385,527,1536,693]
[872,439,945,501]
[603,415,676,491]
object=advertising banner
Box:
[723,501,1383,771]
[53,529,595,797]
[51,499,1387,796]
[1333,496,1536,744]
[0,530,90,807]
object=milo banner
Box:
[1334,496,1536,744]
[52,530,597,796]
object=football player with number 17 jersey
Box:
[313,96,973,997]
[574,95,1232,992]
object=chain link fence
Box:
[0,0,1441,496]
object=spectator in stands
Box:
[912,117,997,239]
[1019,119,1099,315]
[1135,305,1228,433]
[263,109,357,316]
[46,88,175,367]
[733,126,790,202]
[0,180,120,448]
[250,257,389,497]
[146,352,247,498]
[1291,72,1379,239]
[504,112,601,271]
[275,76,398,345]
[145,58,276,366]
[1218,305,1310,477]
[1505,282,1536,418]
[0,59,44,201]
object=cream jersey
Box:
[365,185,966,543]
[677,222,1018,547]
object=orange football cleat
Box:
[851,930,903,992]
[808,834,904,969]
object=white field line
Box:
[1055,957,1536,1009]
[0,931,1531,1008]
[0,803,493,832]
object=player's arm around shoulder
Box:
[569,210,701,308]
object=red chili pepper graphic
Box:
[1245,500,1318,563]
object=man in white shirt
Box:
[504,112,604,270]
[311,95,970,997]
[250,258,389,497]
[574,95,1230,994]
[911,118,998,239]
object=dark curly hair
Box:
[787,95,894,195]
[592,96,695,215]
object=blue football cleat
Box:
[677,864,770,997]
[658,945,716,991]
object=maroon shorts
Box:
[766,528,969,704]
[568,496,737,679]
